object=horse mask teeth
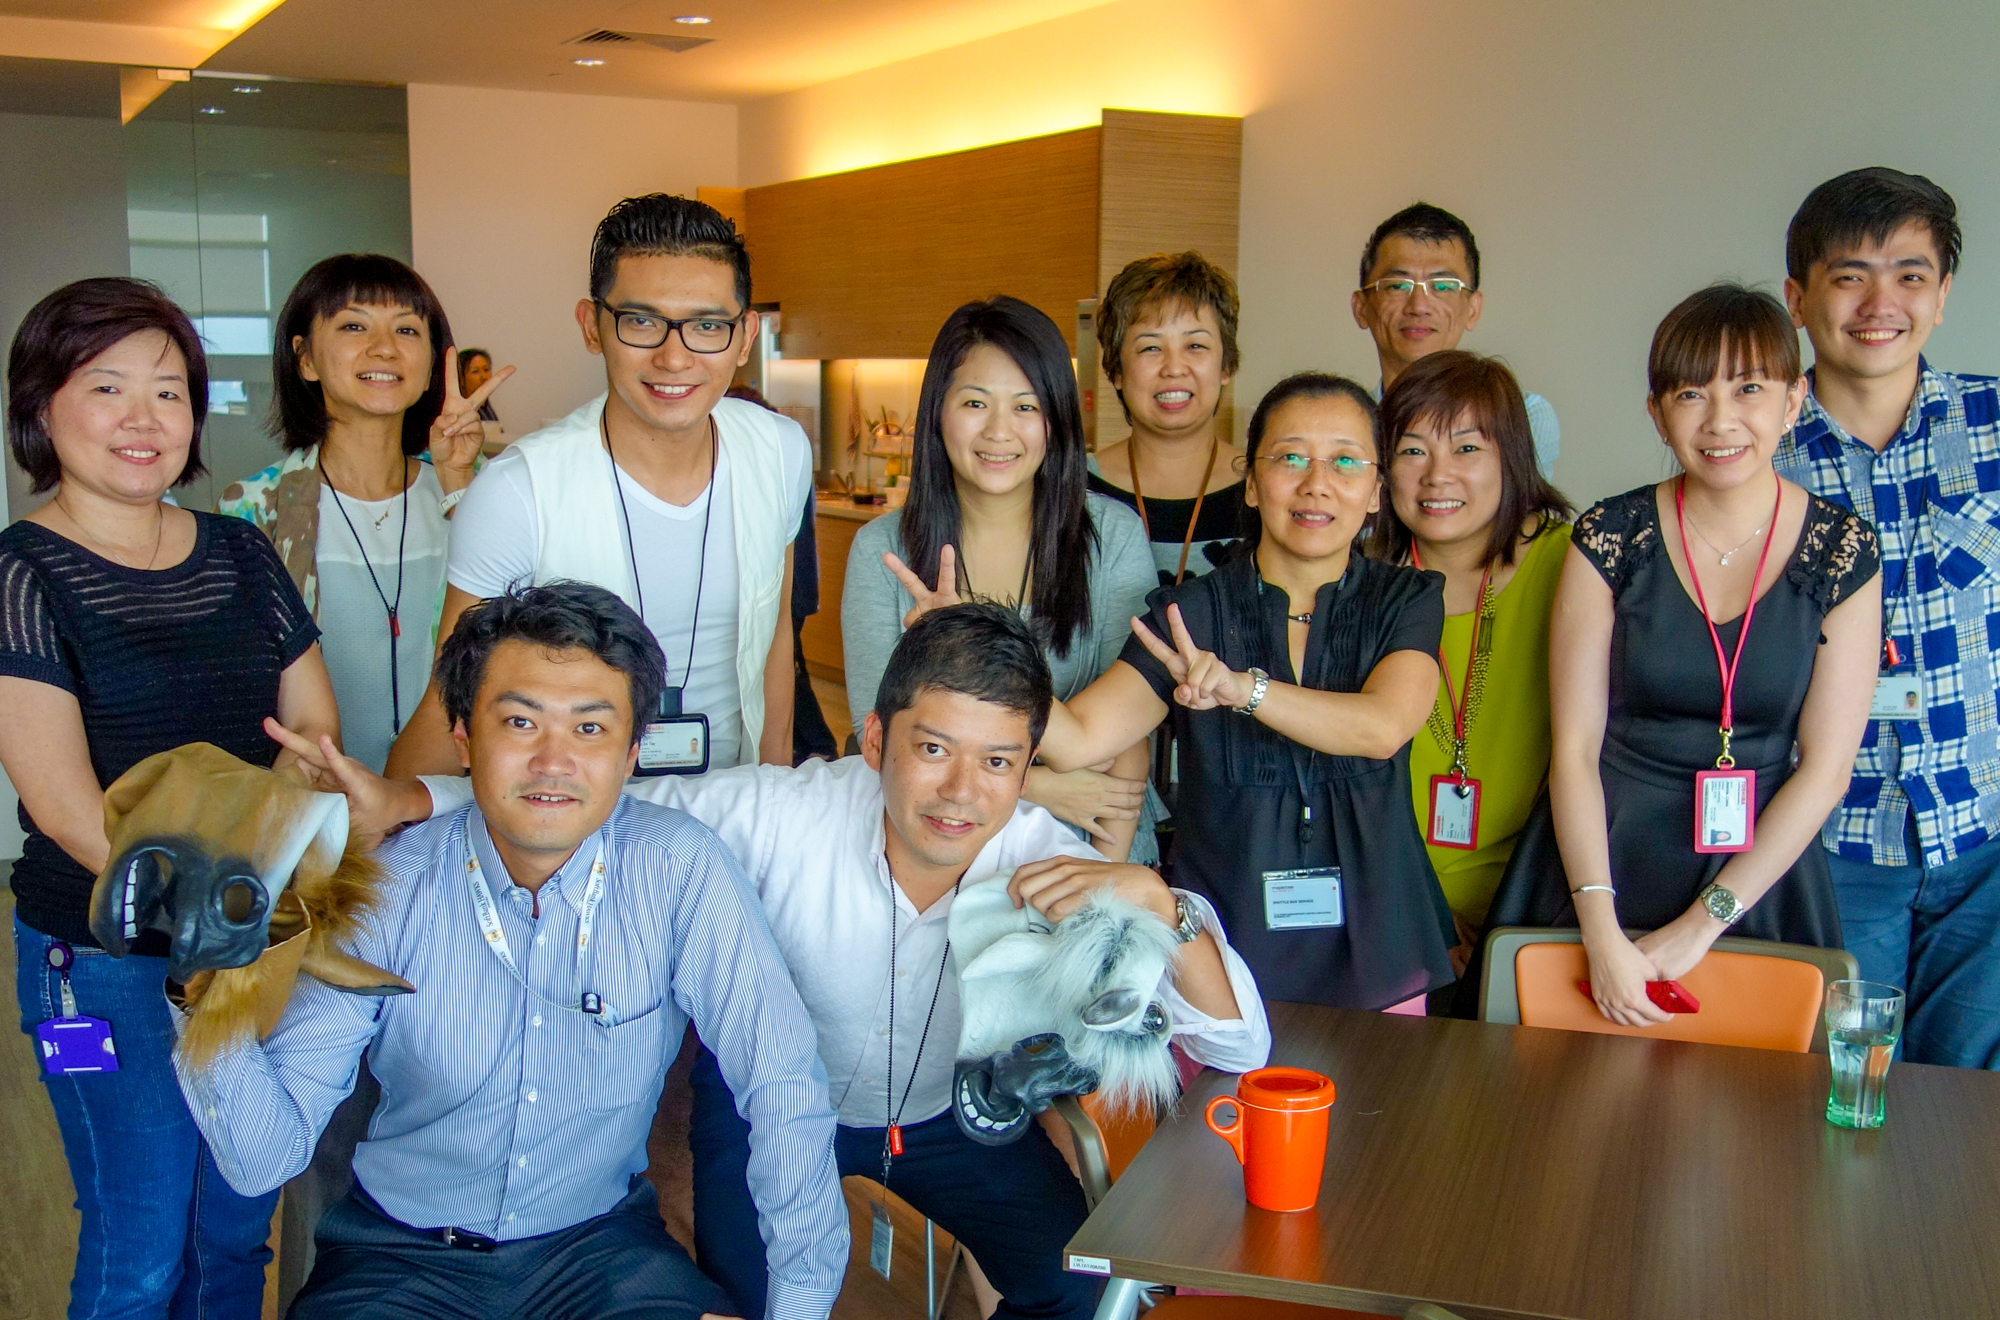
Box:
[93,840,275,982]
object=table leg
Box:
[1092,1275,1149,1320]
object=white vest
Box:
[510,394,799,760]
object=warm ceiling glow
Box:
[206,0,290,36]
[674,15,714,24]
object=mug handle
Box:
[1204,1095,1247,1166]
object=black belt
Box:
[439,1225,498,1252]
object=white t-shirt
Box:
[446,436,811,770]
[316,464,450,772]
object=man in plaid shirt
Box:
[1775,168,2000,1070]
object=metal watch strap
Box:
[1238,667,1270,716]
[1172,893,1204,944]
[1699,882,1744,925]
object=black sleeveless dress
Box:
[1119,555,1457,1008]
[1485,486,1879,947]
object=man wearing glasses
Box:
[1350,202,1560,477]
[388,193,808,780]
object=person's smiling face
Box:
[578,252,756,440]
[1114,300,1232,438]
[1647,357,1806,496]
[1388,410,1504,554]
[863,687,1033,881]
[454,639,640,880]
[1786,220,1952,386]
[45,329,195,502]
[1245,392,1382,563]
[940,341,1047,501]
[296,302,432,421]
[1351,235,1485,378]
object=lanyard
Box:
[1825,436,1919,667]
[321,457,410,734]
[1676,475,1782,769]
[464,839,609,1018]
[1129,435,1220,585]
[1411,548,1491,783]
[881,877,958,1182]
[602,411,714,695]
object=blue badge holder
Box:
[36,942,118,1076]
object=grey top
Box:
[841,494,1158,719]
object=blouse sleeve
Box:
[1571,490,1654,595]
[0,549,76,693]
[1812,501,1883,611]
[1086,498,1159,682]
[1377,568,1446,662]
[839,514,913,723]
[233,519,320,666]
[1116,579,1211,705]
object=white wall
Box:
[407,84,737,436]
[738,0,2000,506]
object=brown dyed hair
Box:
[1096,251,1240,422]
[1647,283,1802,400]
[1369,350,1572,568]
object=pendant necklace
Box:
[55,496,163,570]
[1682,507,1769,566]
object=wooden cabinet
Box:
[743,110,1240,364]
[799,503,880,685]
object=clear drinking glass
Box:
[1824,980,1905,1129]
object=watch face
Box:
[1705,887,1738,921]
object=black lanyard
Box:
[321,457,409,734]
[602,412,714,706]
[881,876,958,1185]
[1823,430,1919,664]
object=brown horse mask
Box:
[87,743,410,1067]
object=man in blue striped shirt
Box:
[1775,168,2000,1070]
[179,583,848,1318]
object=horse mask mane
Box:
[947,870,1181,1146]
[88,742,410,1067]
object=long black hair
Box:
[901,296,1098,656]
[270,253,453,456]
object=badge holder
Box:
[1694,730,1755,855]
[1427,769,1481,851]
[635,688,709,777]
[34,942,118,1076]
[1870,636,1922,722]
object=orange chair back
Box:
[1515,942,1824,1052]
[1080,1089,1157,1182]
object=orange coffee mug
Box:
[1204,1066,1336,1212]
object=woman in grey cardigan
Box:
[843,296,1161,862]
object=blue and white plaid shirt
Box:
[1774,360,2000,868]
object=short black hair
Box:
[1786,167,1961,283]
[1359,202,1482,290]
[7,277,208,496]
[873,603,1053,748]
[589,194,750,312]
[271,253,453,456]
[435,581,666,746]
[1648,283,1802,400]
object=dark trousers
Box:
[290,1178,731,1320]
[689,1046,1098,1320]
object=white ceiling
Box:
[202,0,1122,102]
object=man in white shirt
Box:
[339,603,1270,1319]
[1352,202,1561,478]
[388,193,808,778]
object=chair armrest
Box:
[1049,1094,1114,1210]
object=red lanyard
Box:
[1411,549,1490,783]
[1675,475,1782,768]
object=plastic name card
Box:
[868,1200,893,1279]
[1871,673,1922,721]
[1427,775,1481,850]
[1262,868,1344,930]
[636,714,709,777]
[1694,768,1756,854]
[37,1016,118,1075]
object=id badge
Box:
[36,1016,119,1075]
[868,1200,894,1279]
[1694,768,1756,854]
[635,714,709,777]
[1427,775,1481,850]
[1262,867,1344,930]
[1870,673,1923,721]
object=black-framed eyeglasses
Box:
[595,300,743,353]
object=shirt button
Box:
[527,1089,538,1103]
[878,1027,889,1037]
[535,934,546,947]
[532,1015,543,1027]
[517,1156,528,1168]
[507,1213,517,1223]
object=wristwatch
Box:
[1698,882,1745,926]
[1236,667,1270,717]
[1171,893,1205,945]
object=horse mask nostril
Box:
[220,880,262,925]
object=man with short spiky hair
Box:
[1774,167,2000,1071]
[1351,202,1560,477]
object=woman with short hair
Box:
[3,276,340,1317]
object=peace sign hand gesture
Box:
[883,544,963,629]
[1131,603,1255,711]
[429,345,515,494]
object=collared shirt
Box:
[425,757,1273,1128]
[1774,360,2000,868]
[176,797,847,1320]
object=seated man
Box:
[318,602,1272,1320]
[181,582,847,1320]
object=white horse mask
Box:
[947,869,1182,1145]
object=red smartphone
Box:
[1576,979,1701,1013]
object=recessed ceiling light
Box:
[231,84,261,93]
[674,15,712,24]
[199,106,225,114]
[572,57,606,66]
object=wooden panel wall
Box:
[744,129,1101,360]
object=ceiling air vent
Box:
[564,28,713,53]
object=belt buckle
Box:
[440,1225,498,1252]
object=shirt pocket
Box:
[579,1004,670,1115]
[1928,490,2000,591]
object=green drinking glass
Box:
[1824,980,1905,1130]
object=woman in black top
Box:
[3,278,339,1319]
[1039,373,1456,1009]
[1488,285,1880,1028]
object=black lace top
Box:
[0,513,319,948]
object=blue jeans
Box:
[14,916,279,1319]
[1825,833,2000,1070]
[689,1044,1096,1320]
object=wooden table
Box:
[1067,1003,2000,1320]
